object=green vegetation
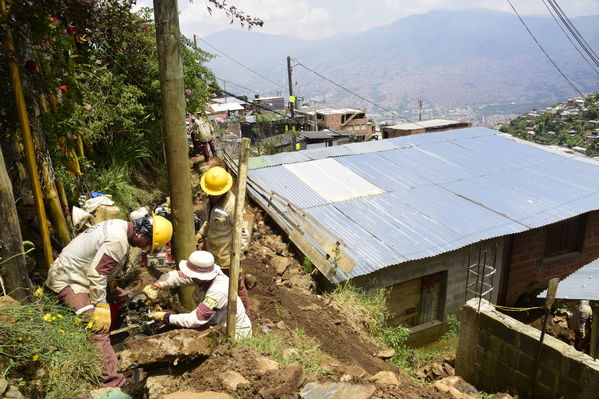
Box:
[0,295,102,398]
[441,314,461,341]
[328,283,457,373]
[236,328,331,375]
[499,92,599,157]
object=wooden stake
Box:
[227,138,251,339]
[153,0,196,309]
[530,277,559,398]
[590,303,599,359]
[1,0,53,267]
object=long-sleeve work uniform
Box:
[156,267,252,339]
[45,219,132,388]
[198,191,250,269]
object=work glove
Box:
[90,302,111,333]
[148,311,167,322]
[143,282,161,300]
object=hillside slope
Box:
[204,8,599,112]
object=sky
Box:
[135,0,599,40]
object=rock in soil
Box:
[368,371,401,387]
[300,382,376,399]
[164,392,232,399]
[270,256,291,275]
[259,364,304,399]
[375,349,395,359]
[119,328,222,370]
[145,375,181,399]
[221,370,249,390]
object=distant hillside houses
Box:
[500,92,599,158]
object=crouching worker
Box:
[143,250,252,339]
[45,215,173,387]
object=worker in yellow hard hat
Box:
[45,214,172,388]
[197,166,251,312]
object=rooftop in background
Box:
[538,258,599,301]
[297,108,365,116]
[384,119,466,131]
[247,127,599,282]
[211,97,246,105]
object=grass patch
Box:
[236,328,331,375]
[0,294,102,398]
[441,314,460,341]
[326,283,457,374]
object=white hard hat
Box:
[179,251,219,280]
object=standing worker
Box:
[196,166,250,312]
[189,116,217,161]
[143,250,252,338]
[45,215,173,387]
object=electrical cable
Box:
[292,59,426,126]
[547,0,599,67]
[505,0,583,96]
[215,75,257,94]
[197,37,287,91]
[541,0,599,75]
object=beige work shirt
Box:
[45,219,131,304]
[191,118,214,142]
[198,191,249,269]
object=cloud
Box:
[135,0,599,40]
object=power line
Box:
[292,59,425,126]
[541,0,599,74]
[214,75,257,94]
[505,0,583,96]
[545,0,599,69]
[197,37,287,91]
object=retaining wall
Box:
[456,298,599,399]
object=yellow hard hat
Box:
[151,214,173,251]
[200,166,233,196]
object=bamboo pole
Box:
[1,0,53,267]
[227,138,251,340]
[153,0,196,309]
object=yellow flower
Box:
[43,313,52,321]
[74,317,82,324]
[51,316,57,321]
[57,314,63,319]
[58,329,65,334]
[27,309,33,313]
[17,337,23,341]
[32,355,39,361]
[34,287,44,297]
[86,321,93,329]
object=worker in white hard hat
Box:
[196,166,251,312]
[45,214,173,388]
[143,250,252,339]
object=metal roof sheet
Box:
[538,258,599,301]
[386,119,461,130]
[248,127,599,281]
[283,158,385,203]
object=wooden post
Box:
[0,145,34,301]
[590,303,599,359]
[227,138,251,339]
[153,0,196,309]
[530,277,559,398]
[1,0,53,267]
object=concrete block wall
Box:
[506,211,599,304]
[456,298,599,399]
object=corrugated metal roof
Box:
[385,119,461,130]
[248,127,599,281]
[537,258,599,301]
[283,158,385,203]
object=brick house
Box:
[245,127,599,344]
[295,107,375,141]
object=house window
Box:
[545,216,586,258]
[387,272,445,328]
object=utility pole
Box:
[193,34,197,47]
[287,56,297,149]
[418,97,423,121]
[153,0,196,309]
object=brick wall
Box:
[456,299,599,399]
[505,211,599,305]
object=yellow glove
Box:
[91,302,111,333]
[148,311,167,322]
[143,283,161,300]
